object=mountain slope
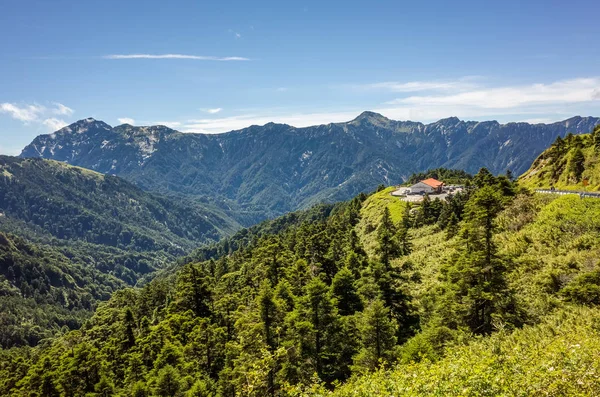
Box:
[0,156,242,346]
[0,156,238,253]
[0,232,125,347]
[519,125,600,190]
[5,166,600,396]
[21,114,600,223]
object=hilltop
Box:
[520,125,600,190]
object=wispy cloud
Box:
[118,117,135,125]
[53,103,74,116]
[43,118,68,131]
[202,108,223,114]
[0,103,45,122]
[389,78,600,109]
[153,121,182,129]
[350,77,481,93]
[103,54,250,61]
[174,77,600,133]
[184,111,362,133]
[0,102,75,131]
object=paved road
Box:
[535,189,600,198]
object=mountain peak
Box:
[436,116,461,125]
[353,111,388,122]
[58,118,113,134]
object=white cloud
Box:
[389,78,600,109]
[153,121,182,129]
[235,33,241,39]
[184,111,362,133]
[53,103,74,116]
[118,117,135,125]
[202,108,223,114]
[104,54,250,61]
[0,103,46,122]
[178,77,600,133]
[357,78,480,93]
[0,102,75,133]
[43,118,68,131]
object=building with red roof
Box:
[408,178,444,194]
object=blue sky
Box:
[1,0,599,155]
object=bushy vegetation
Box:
[296,306,600,396]
[0,156,241,347]
[0,156,237,253]
[2,146,600,396]
[520,125,600,190]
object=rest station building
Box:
[392,178,445,196]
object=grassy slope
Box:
[297,191,600,396]
[356,187,407,256]
[519,133,600,191]
[300,306,600,397]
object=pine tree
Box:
[445,212,460,239]
[506,169,513,181]
[442,186,511,334]
[122,307,136,350]
[258,281,278,396]
[173,264,212,318]
[569,148,585,182]
[94,375,115,397]
[376,208,399,267]
[473,167,496,188]
[299,277,343,383]
[395,225,411,256]
[594,125,600,152]
[187,378,217,397]
[352,299,398,373]
[155,365,181,397]
[132,381,149,397]
[331,267,363,315]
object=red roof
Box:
[421,178,444,188]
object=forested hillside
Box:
[0,156,238,252]
[0,232,125,347]
[20,115,599,224]
[4,164,600,396]
[520,125,600,190]
[0,156,240,347]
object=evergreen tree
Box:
[376,208,399,267]
[299,277,344,383]
[155,365,181,397]
[569,148,585,182]
[258,281,278,396]
[122,307,136,350]
[594,125,600,152]
[473,167,496,188]
[94,375,115,397]
[173,264,212,318]
[506,169,513,181]
[132,381,149,397]
[186,378,216,397]
[445,212,460,240]
[442,186,511,334]
[395,225,411,256]
[331,267,363,315]
[352,299,397,373]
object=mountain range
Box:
[20,113,600,224]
